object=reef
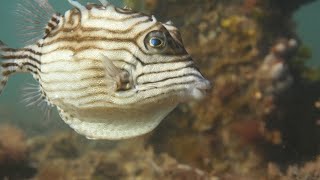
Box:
[28,134,214,179]
[2,0,320,179]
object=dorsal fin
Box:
[43,13,62,39]
[15,0,56,45]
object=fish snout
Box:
[190,78,211,100]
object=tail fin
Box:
[0,41,12,95]
[0,40,41,95]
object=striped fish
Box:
[0,0,210,140]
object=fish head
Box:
[124,16,211,103]
[69,3,211,103]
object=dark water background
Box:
[294,0,320,66]
[0,0,319,135]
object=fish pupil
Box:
[150,38,163,48]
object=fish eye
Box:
[149,37,165,48]
[144,30,167,51]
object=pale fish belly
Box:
[58,100,177,140]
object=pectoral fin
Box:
[100,54,132,92]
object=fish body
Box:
[0,0,210,140]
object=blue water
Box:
[294,0,320,66]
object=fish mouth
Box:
[189,79,211,100]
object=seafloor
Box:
[1,0,320,179]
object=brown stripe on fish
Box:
[136,63,196,80]
[41,67,106,75]
[41,49,138,67]
[44,13,62,39]
[0,42,41,80]
[41,54,137,69]
[40,25,187,59]
[63,9,80,28]
[64,78,197,105]
[78,84,190,106]
[39,72,106,84]
[1,47,42,56]
[41,81,108,92]
[1,55,41,67]
[44,7,154,40]
[41,37,184,57]
[1,62,39,77]
[48,18,151,37]
[114,7,138,15]
[85,3,105,10]
[51,13,61,24]
[139,73,204,86]
[89,12,148,22]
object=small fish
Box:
[0,0,210,140]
